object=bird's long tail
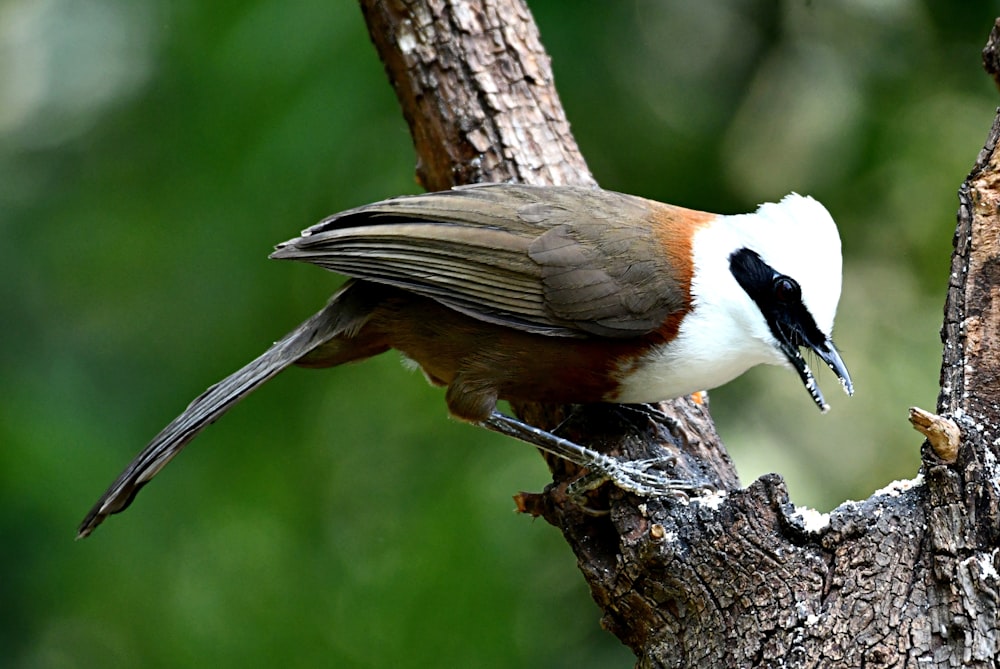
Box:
[77,284,376,539]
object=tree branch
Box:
[358,1,1000,666]
[357,0,736,539]
[359,0,592,190]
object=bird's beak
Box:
[780,337,853,413]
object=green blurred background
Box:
[3,1,998,666]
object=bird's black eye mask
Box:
[729,247,852,411]
[728,248,826,349]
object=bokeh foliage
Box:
[2,1,998,666]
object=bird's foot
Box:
[565,455,700,498]
[480,411,699,500]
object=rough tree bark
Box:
[357,2,1000,666]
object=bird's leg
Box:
[480,411,700,498]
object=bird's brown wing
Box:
[272,184,694,338]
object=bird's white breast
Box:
[611,306,781,403]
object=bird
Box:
[77,183,853,538]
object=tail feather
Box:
[77,293,363,539]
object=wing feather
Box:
[271,184,695,338]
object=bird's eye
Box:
[773,276,800,303]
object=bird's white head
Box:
[686,193,852,411]
[744,194,843,336]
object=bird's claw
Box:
[566,453,701,499]
[479,411,701,504]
